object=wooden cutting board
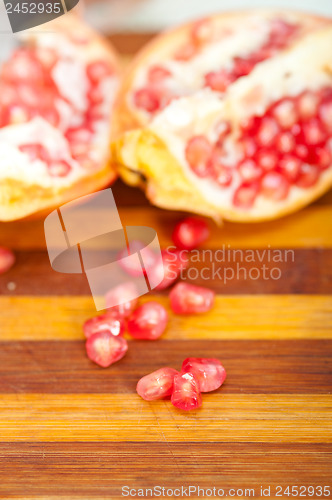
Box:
[0,34,331,499]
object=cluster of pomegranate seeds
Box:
[86,331,128,368]
[127,301,168,340]
[170,282,215,315]
[137,358,226,411]
[83,311,125,339]
[0,247,15,274]
[172,217,210,250]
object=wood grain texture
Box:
[0,295,331,340]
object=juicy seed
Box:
[127,302,168,340]
[298,92,319,119]
[154,249,189,291]
[319,101,332,132]
[118,240,156,278]
[172,217,210,251]
[181,358,226,392]
[86,61,113,84]
[47,160,71,177]
[233,183,259,209]
[185,135,213,177]
[238,159,263,181]
[136,367,179,401]
[105,282,139,318]
[171,372,202,411]
[272,99,298,129]
[295,164,320,188]
[133,88,160,113]
[279,155,302,181]
[86,331,128,368]
[83,312,125,339]
[170,282,215,315]
[19,143,50,163]
[261,172,290,201]
[256,150,279,170]
[147,65,172,84]
[276,132,296,153]
[302,119,326,145]
[0,247,15,274]
[256,117,279,146]
[205,70,233,92]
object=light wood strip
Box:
[0,394,330,443]
[0,295,331,340]
[1,205,332,250]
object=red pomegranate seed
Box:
[303,118,327,145]
[205,70,233,92]
[48,160,71,177]
[127,302,168,340]
[279,155,302,181]
[256,150,279,170]
[256,116,279,146]
[172,217,210,251]
[315,146,332,170]
[105,282,139,318]
[41,107,60,127]
[181,358,226,392]
[233,182,259,209]
[212,163,233,187]
[241,137,257,157]
[86,61,113,84]
[272,99,298,129]
[137,367,179,401]
[19,143,50,163]
[261,172,290,201]
[295,144,310,161]
[170,282,215,315]
[171,372,202,411]
[295,164,320,188]
[185,136,213,177]
[83,312,125,339]
[86,331,128,368]
[319,101,332,132]
[133,88,160,113]
[277,132,296,153]
[155,249,189,291]
[238,159,263,181]
[0,247,15,274]
[147,65,172,84]
[118,240,156,278]
[2,48,44,84]
[298,92,319,119]
[36,47,57,70]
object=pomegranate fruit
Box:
[181,358,226,392]
[127,302,168,340]
[136,367,179,401]
[170,282,215,314]
[0,247,15,274]
[171,372,202,411]
[172,217,210,250]
[83,312,125,339]
[86,331,128,368]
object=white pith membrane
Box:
[138,23,332,218]
[0,31,118,189]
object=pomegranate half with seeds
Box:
[113,10,332,221]
[0,14,120,221]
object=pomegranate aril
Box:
[181,358,226,393]
[315,146,332,170]
[319,100,332,132]
[185,136,213,177]
[191,19,212,45]
[205,70,233,92]
[48,160,71,177]
[174,43,197,61]
[118,240,156,278]
[238,159,263,181]
[19,143,50,163]
[279,155,302,181]
[137,367,179,401]
[2,48,44,84]
[147,65,172,84]
[295,164,320,188]
[41,107,60,127]
[303,118,327,145]
[170,282,215,315]
[86,61,113,84]
[272,99,298,129]
[105,282,139,318]
[277,132,296,153]
[256,150,279,170]
[133,88,160,113]
[233,182,259,209]
[261,172,290,201]
[83,312,125,339]
[215,120,231,144]
[171,372,202,411]
[154,249,189,291]
[86,331,128,368]
[0,247,15,274]
[298,92,320,119]
[213,164,233,187]
[127,302,168,340]
[172,217,210,251]
[256,117,279,147]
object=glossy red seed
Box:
[261,172,290,201]
[118,240,156,278]
[315,146,332,170]
[279,155,302,181]
[272,99,298,129]
[303,118,327,145]
[147,65,172,84]
[213,163,233,187]
[83,312,125,339]
[0,247,15,274]
[154,249,189,291]
[19,143,50,163]
[172,217,210,251]
[133,88,160,113]
[185,136,213,177]
[233,182,259,209]
[276,132,296,153]
[86,331,128,368]
[256,117,279,147]
[86,61,113,84]
[319,101,332,132]
[105,282,139,318]
[170,282,215,315]
[205,70,233,92]
[48,160,71,177]
[181,358,226,392]
[191,19,212,45]
[127,302,168,340]
[295,164,320,188]
[137,367,179,401]
[1,48,44,84]
[256,150,279,170]
[238,159,263,181]
[298,92,319,120]
[171,372,202,411]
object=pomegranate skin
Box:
[0,247,15,274]
[127,301,169,340]
[171,372,202,411]
[83,312,125,339]
[182,358,226,392]
[136,367,179,401]
[86,331,128,368]
[169,282,215,314]
[172,217,210,250]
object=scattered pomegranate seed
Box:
[86,331,128,368]
[133,88,160,113]
[172,217,210,251]
[0,247,15,274]
[105,282,139,318]
[147,65,172,84]
[137,367,179,401]
[83,312,125,339]
[185,135,213,177]
[118,240,156,278]
[233,183,259,209]
[171,372,202,411]
[261,172,290,201]
[181,358,226,392]
[154,249,189,291]
[19,143,50,163]
[127,302,168,340]
[170,282,215,315]
[86,61,113,84]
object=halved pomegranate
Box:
[86,331,128,368]
[136,367,179,401]
[171,372,202,411]
[181,358,226,392]
[169,282,215,314]
[0,14,120,221]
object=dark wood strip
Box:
[1,248,331,295]
[108,32,156,55]
[0,339,330,394]
[0,442,330,497]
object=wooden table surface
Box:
[0,34,331,499]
